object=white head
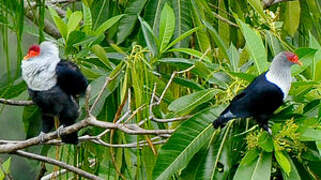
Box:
[266,51,302,100]
[270,51,302,70]
[23,41,59,61]
[21,41,60,91]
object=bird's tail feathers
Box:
[212,116,233,129]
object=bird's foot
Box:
[57,125,65,137]
[38,131,47,144]
[261,124,272,135]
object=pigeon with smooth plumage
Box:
[213,51,302,134]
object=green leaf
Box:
[292,48,318,75]
[48,7,67,39]
[0,81,27,99]
[138,16,158,56]
[23,105,41,139]
[65,31,86,54]
[203,20,229,58]
[116,0,147,44]
[316,141,321,156]
[309,32,321,80]
[281,154,301,180]
[195,126,233,180]
[258,132,274,152]
[299,128,321,141]
[247,0,267,23]
[163,27,199,53]
[240,149,259,166]
[283,0,301,36]
[228,72,256,82]
[171,0,192,49]
[191,0,212,53]
[158,58,218,78]
[67,11,82,35]
[228,43,240,72]
[159,72,204,90]
[80,65,123,116]
[168,89,220,115]
[266,31,282,56]
[236,18,268,74]
[94,14,125,35]
[168,48,211,62]
[0,157,11,179]
[91,44,113,70]
[218,0,230,46]
[158,58,194,68]
[159,3,175,52]
[152,107,221,180]
[234,151,272,180]
[82,3,92,33]
[275,151,291,175]
[80,63,104,80]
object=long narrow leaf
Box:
[94,14,125,35]
[203,20,229,58]
[67,11,82,35]
[233,151,272,180]
[168,48,211,62]
[159,3,175,52]
[138,16,159,56]
[152,107,222,180]
[163,27,199,53]
[82,3,92,33]
[168,89,220,115]
[236,18,268,74]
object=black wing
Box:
[56,60,88,96]
[221,72,284,118]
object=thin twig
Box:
[85,85,91,115]
[149,83,192,122]
[90,72,120,113]
[211,12,238,27]
[157,48,211,104]
[41,158,96,180]
[24,1,61,39]
[0,98,34,106]
[14,150,102,180]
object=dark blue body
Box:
[29,60,88,144]
[213,72,284,129]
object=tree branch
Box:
[0,115,173,153]
[0,98,34,106]
[14,150,102,180]
[24,0,62,39]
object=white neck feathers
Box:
[265,54,292,101]
[21,42,60,91]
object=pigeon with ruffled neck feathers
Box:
[21,41,88,144]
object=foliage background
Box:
[0,0,321,179]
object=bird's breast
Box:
[265,71,291,101]
[22,60,59,91]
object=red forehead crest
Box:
[284,51,298,63]
[28,45,40,53]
